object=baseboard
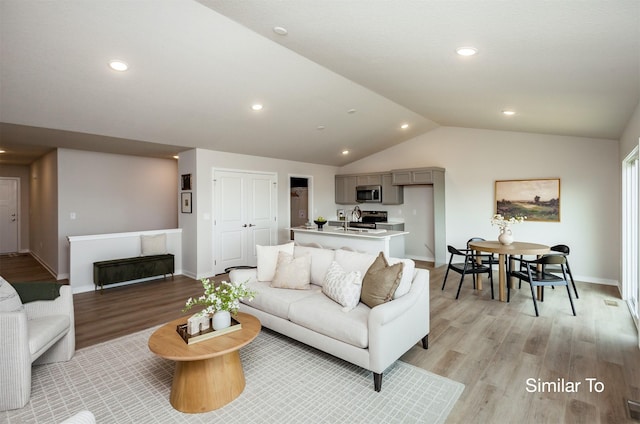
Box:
[28,250,60,280]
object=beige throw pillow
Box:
[271,252,312,290]
[360,252,404,308]
[141,234,167,256]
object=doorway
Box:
[622,145,639,331]
[289,176,311,239]
[0,177,19,254]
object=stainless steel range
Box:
[349,210,388,229]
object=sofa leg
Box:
[421,334,429,349]
[373,372,383,392]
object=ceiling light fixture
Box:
[251,104,263,111]
[502,110,516,116]
[400,123,409,129]
[0,150,5,154]
[456,47,478,57]
[273,26,288,36]
[342,150,349,155]
[108,60,129,71]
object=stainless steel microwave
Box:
[356,185,382,203]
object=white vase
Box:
[498,226,513,245]
[212,310,231,330]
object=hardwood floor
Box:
[2,253,639,423]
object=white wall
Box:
[620,101,640,159]
[339,127,620,285]
[54,149,178,278]
[30,150,58,276]
[180,148,338,279]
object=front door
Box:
[0,178,19,254]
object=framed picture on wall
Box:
[181,174,192,191]
[181,192,192,214]
[495,178,560,222]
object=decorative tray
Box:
[176,317,242,345]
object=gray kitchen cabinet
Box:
[356,174,382,186]
[391,168,443,185]
[335,175,357,204]
[382,173,403,204]
[376,222,405,231]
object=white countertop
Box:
[290,226,408,239]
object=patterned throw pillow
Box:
[360,252,404,308]
[321,261,363,311]
[0,276,24,312]
[271,252,312,290]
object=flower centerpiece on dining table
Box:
[490,213,526,245]
[183,278,256,332]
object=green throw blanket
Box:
[10,282,63,304]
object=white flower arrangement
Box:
[183,279,256,316]
[490,213,526,229]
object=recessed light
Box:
[502,110,516,116]
[173,155,179,159]
[317,125,325,130]
[400,123,409,129]
[273,26,288,36]
[342,150,349,155]
[456,47,478,57]
[347,109,357,114]
[108,60,129,71]
[251,104,263,111]
[0,150,5,154]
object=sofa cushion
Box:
[257,242,295,281]
[288,292,369,348]
[360,252,404,308]
[294,246,335,286]
[28,315,70,360]
[334,249,377,276]
[243,280,320,320]
[0,276,24,312]
[321,261,363,311]
[272,252,311,290]
[389,258,415,299]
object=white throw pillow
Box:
[271,251,312,289]
[141,234,167,256]
[257,242,295,281]
[334,249,377,276]
[321,261,363,311]
[388,257,415,299]
[0,276,24,312]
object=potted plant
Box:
[183,279,256,330]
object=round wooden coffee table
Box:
[148,312,261,413]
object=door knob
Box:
[243,224,248,227]
[249,224,256,227]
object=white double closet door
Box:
[213,170,277,274]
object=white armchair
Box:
[0,279,75,411]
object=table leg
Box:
[475,251,483,291]
[170,350,245,413]
[498,253,506,301]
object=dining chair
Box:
[442,245,494,299]
[508,254,576,317]
[467,237,500,268]
[518,244,579,299]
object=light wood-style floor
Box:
[2,253,639,423]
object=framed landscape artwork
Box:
[495,178,560,222]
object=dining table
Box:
[468,240,550,302]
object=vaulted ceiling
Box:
[1,0,638,166]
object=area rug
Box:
[3,326,464,423]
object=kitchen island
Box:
[290,226,408,258]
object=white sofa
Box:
[229,244,429,391]
[0,278,76,411]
